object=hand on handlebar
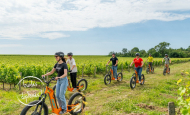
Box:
[55,77,60,80]
[69,70,72,72]
[42,75,45,78]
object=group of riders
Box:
[40,51,171,114]
[107,53,171,84]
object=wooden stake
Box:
[82,64,85,78]
[168,102,175,115]
[94,66,96,77]
[46,70,49,81]
[19,72,22,90]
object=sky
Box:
[0,0,190,55]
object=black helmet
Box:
[165,54,168,56]
[136,53,140,56]
[55,52,64,57]
[112,52,116,55]
[67,52,73,56]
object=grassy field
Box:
[0,60,190,115]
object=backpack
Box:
[165,57,170,61]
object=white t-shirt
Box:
[66,58,77,73]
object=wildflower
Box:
[177,79,182,85]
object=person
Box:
[146,54,154,71]
[66,52,78,92]
[106,53,118,80]
[162,54,171,73]
[42,52,68,114]
[130,53,144,84]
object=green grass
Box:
[82,62,189,114]
[0,62,189,114]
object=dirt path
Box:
[82,62,189,114]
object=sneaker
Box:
[59,109,66,114]
[115,78,117,81]
[72,88,77,92]
[139,81,141,84]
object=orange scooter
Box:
[53,72,87,92]
[104,65,123,85]
[146,63,154,74]
[163,64,170,76]
[130,69,145,89]
[20,77,86,115]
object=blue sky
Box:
[0,0,190,55]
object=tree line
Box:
[108,42,190,58]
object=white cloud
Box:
[0,44,23,48]
[0,0,190,40]
[39,32,70,40]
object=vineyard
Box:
[0,55,190,114]
[0,55,190,89]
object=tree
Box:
[108,42,190,58]
[122,48,127,54]
[186,46,190,52]
[147,48,156,55]
[108,51,114,56]
[131,47,139,56]
[155,42,170,57]
[131,47,139,52]
[179,47,185,51]
[170,51,180,58]
[140,50,147,57]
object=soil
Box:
[136,103,168,113]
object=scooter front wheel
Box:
[104,74,111,85]
[130,76,136,89]
[77,79,88,92]
[68,92,86,115]
[117,72,123,82]
[140,74,145,85]
[20,100,48,115]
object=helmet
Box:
[112,52,116,55]
[135,53,140,56]
[67,52,73,56]
[149,54,151,56]
[165,54,168,56]
[55,52,64,57]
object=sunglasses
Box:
[55,56,58,58]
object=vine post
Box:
[106,65,108,73]
[168,102,175,115]
[82,64,85,78]
[121,64,123,73]
[19,72,22,90]
[128,65,130,72]
[94,66,96,77]
[46,70,48,81]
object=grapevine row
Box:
[0,59,189,88]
